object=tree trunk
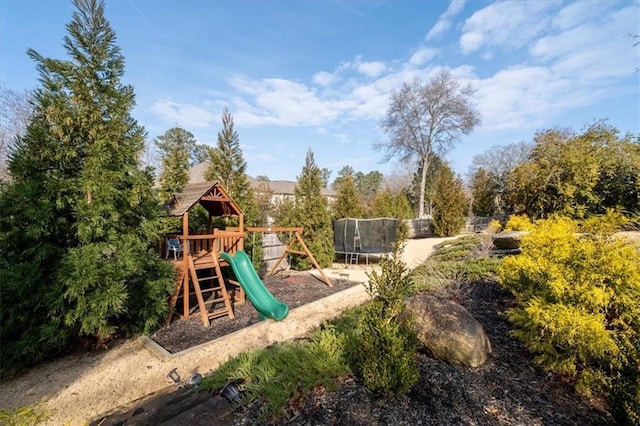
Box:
[419,153,430,218]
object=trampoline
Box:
[333,218,398,265]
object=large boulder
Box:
[404,294,491,368]
[492,231,529,250]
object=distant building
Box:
[187,161,337,203]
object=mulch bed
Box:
[151,272,617,425]
[233,281,616,425]
[151,271,361,353]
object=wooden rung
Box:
[186,287,222,297]
[200,290,222,298]
[194,261,217,270]
[207,310,231,320]
[204,296,228,305]
[286,249,306,256]
[197,275,219,282]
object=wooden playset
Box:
[163,181,331,327]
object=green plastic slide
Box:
[220,250,289,321]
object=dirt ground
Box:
[151,271,362,353]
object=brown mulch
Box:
[151,271,360,353]
[232,281,616,426]
[151,272,617,425]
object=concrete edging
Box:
[139,283,371,362]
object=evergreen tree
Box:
[432,164,468,237]
[470,167,498,216]
[371,188,412,238]
[0,0,174,375]
[355,170,384,215]
[331,165,355,190]
[290,150,334,268]
[334,174,363,219]
[205,107,251,202]
[371,188,412,220]
[205,107,262,268]
[155,127,196,199]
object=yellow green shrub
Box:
[485,219,502,234]
[499,215,640,422]
[503,214,535,232]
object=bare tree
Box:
[469,141,533,212]
[377,70,480,218]
[0,85,34,180]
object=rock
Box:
[404,294,492,368]
[492,231,529,250]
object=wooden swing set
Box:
[163,182,331,327]
[246,226,332,286]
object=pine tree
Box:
[205,107,262,267]
[205,107,251,202]
[0,0,174,374]
[470,167,498,216]
[432,164,468,237]
[334,174,363,219]
[291,150,334,268]
[155,127,197,199]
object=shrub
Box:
[0,404,51,426]
[201,326,351,422]
[486,219,502,234]
[353,300,419,395]
[351,243,419,395]
[503,214,535,232]
[430,235,481,262]
[499,215,640,423]
[431,165,468,237]
[412,257,501,301]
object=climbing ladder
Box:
[167,247,235,326]
[347,221,362,265]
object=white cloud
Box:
[474,63,612,131]
[531,4,638,81]
[409,48,439,66]
[460,1,558,53]
[356,60,386,78]
[552,1,611,30]
[426,0,467,40]
[460,32,484,53]
[161,2,635,143]
[228,77,344,126]
[149,99,217,128]
[312,71,339,86]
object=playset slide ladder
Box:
[186,249,235,326]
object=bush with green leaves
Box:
[0,0,175,377]
[201,326,351,422]
[431,164,468,237]
[272,150,334,269]
[430,235,481,262]
[499,213,640,424]
[412,235,501,300]
[503,214,535,232]
[349,243,419,395]
[0,404,51,426]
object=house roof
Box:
[189,162,337,198]
[166,181,243,217]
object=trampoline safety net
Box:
[333,217,398,255]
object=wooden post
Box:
[182,212,190,317]
[293,231,332,287]
[264,228,332,287]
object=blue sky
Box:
[1,0,639,183]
